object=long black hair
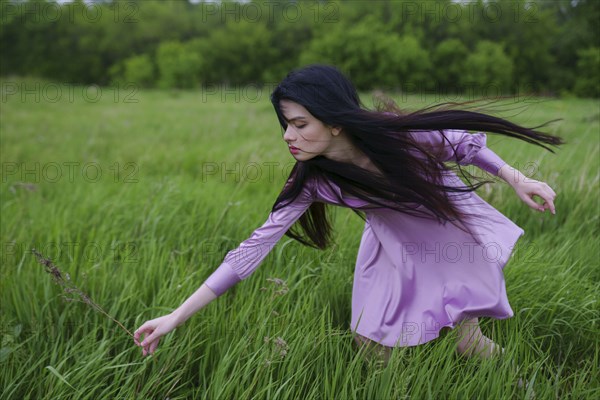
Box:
[269,64,565,250]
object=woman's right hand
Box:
[133,283,219,356]
[134,313,180,356]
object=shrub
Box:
[573,47,600,98]
[299,16,431,91]
[461,41,514,95]
[156,41,202,89]
[432,39,469,92]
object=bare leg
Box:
[353,333,392,366]
[454,317,505,360]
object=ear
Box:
[330,126,342,136]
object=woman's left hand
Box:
[512,178,557,214]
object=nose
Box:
[283,126,295,143]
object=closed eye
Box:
[297,124,306,129]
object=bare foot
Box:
[353,333,392,367]
[454,317,505,360]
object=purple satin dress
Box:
[205,129,525,347]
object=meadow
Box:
[1,79,598,399]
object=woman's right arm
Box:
[134,179,315,356]
[171,283,218,324]
[134,283,217,356]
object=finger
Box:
[133,335,147,346]
[134,329,146,345]
[140,335,152,347]
[149,339,160,355]
[140,331,158,347]
[143,339,157,356]
[138,330,154,347]
[545,185,556,197]
[521,194,544,211]
[543,196,556,214]
[134,324,151,342]
[534,191,554,213]
[537,189,556,214]
[142,339,153,356]
[134,327,144,343]
[542,186,555,196]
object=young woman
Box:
[134,64,563,366]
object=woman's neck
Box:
[325,133,383,175]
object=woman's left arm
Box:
[497,164,557,215]
[408,129,558,214]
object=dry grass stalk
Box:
[263,335,290,365]
[260,277,289,299]
[31,248,133,338]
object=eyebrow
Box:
[283,116,307,123]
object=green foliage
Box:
[432,39,469,91]
[194,21,277,85]
[0,0,598,96]
[393,35,433,92]
[121,54,155,88]
[573,47,600,98]
[156,41,203,89]
[300,16,430,91]
[545,0,600,93]
[461,41,514,94]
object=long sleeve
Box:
[407,129,508,176]
[204,181,314,297]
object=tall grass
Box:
[1,79,598,399]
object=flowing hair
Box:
[269,64,566,250]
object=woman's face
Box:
[279,99,341,161]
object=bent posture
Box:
[134,65,562,367]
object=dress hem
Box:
[350,225,525,348]
[351,311,515,348]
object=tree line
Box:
[1,0,598,97]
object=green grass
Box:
[1,78,599,399]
